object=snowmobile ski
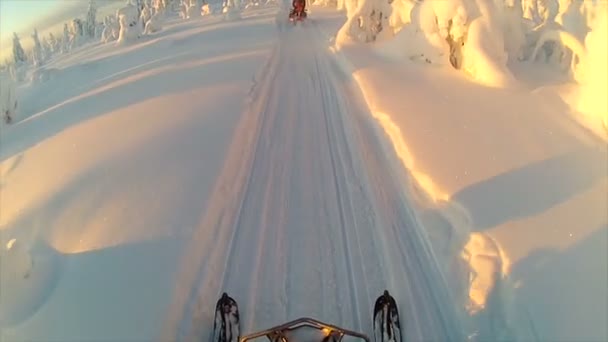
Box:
[211,290,401,342]
[373,290,402,342]
[212,292,240,342]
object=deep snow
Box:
[1,2,606,342]
[314,6,607,342]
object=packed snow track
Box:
[163,19,464,342]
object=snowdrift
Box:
[316,6,607,341]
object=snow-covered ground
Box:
[1,2,606,342]
[314,6,607,342]
[1,7,278,341]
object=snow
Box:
[117,2,143,45]
[570,6,608,141]
[1,2,606,342]
[1,8,277,341]
[316,5,606,341]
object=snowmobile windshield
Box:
[239,318,370,342]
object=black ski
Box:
[212,292,240,342]
[373,290,402,342]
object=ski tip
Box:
[383,290,390,297]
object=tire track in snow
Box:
[316,53,362,331]
[307,21,467,340]
[161,43,283,342]
[167,15,465,342]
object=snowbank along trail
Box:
[164,14,466,342]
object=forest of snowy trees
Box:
[2,0,270,74]
[1,0,250,123]
[2,0,606,129]
[325,0,606,131]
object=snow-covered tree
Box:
[136,0,143,18]
[69,18,85,49]
[140,3,152,27]
[62,23,70,53]
[12,33,26,65]
[47,33,58,54]
[117,1,142,44]
[144,6,165,33]
[179,0,200,19]
[1,71,18,124]
[31,28,45,67]
[41,37,53,61]
[101,15,119,42]
[85,0,98,39]
[336,0,392,43]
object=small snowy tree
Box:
[85,0,98,39]
[179,0,199,19]
[62,23,70,53]
[31,29,45,67]
[12,33,26,65]
[1,71,18,124]
[41,37,53,61]
[136,0,144,18]
[144,6,165,33]
[117,1,142,44]
[69,18,85,49]
[140,3,152,28]
[336,0,392,43]
[47,33,58,54]
[142,0,165,34]
[101,15,119,42]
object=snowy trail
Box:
[165,17,465,342]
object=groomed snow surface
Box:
[1,2,606,342]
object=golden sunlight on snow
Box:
[353,74,450,203]
[0,87,227,254]
[462,232,509,314]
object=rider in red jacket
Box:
[290,0,306,17]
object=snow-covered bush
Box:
[460,0,516,87]
[373,0,468,65]
[337,0,392,43]
[0,72,18,124]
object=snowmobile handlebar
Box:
[239,317,370,342]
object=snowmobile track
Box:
[164,17,467,342]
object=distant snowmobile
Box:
[212,290,402,342]
[288,0,307,23]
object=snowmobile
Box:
[288,0,307,23]
[212,290,402,342]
